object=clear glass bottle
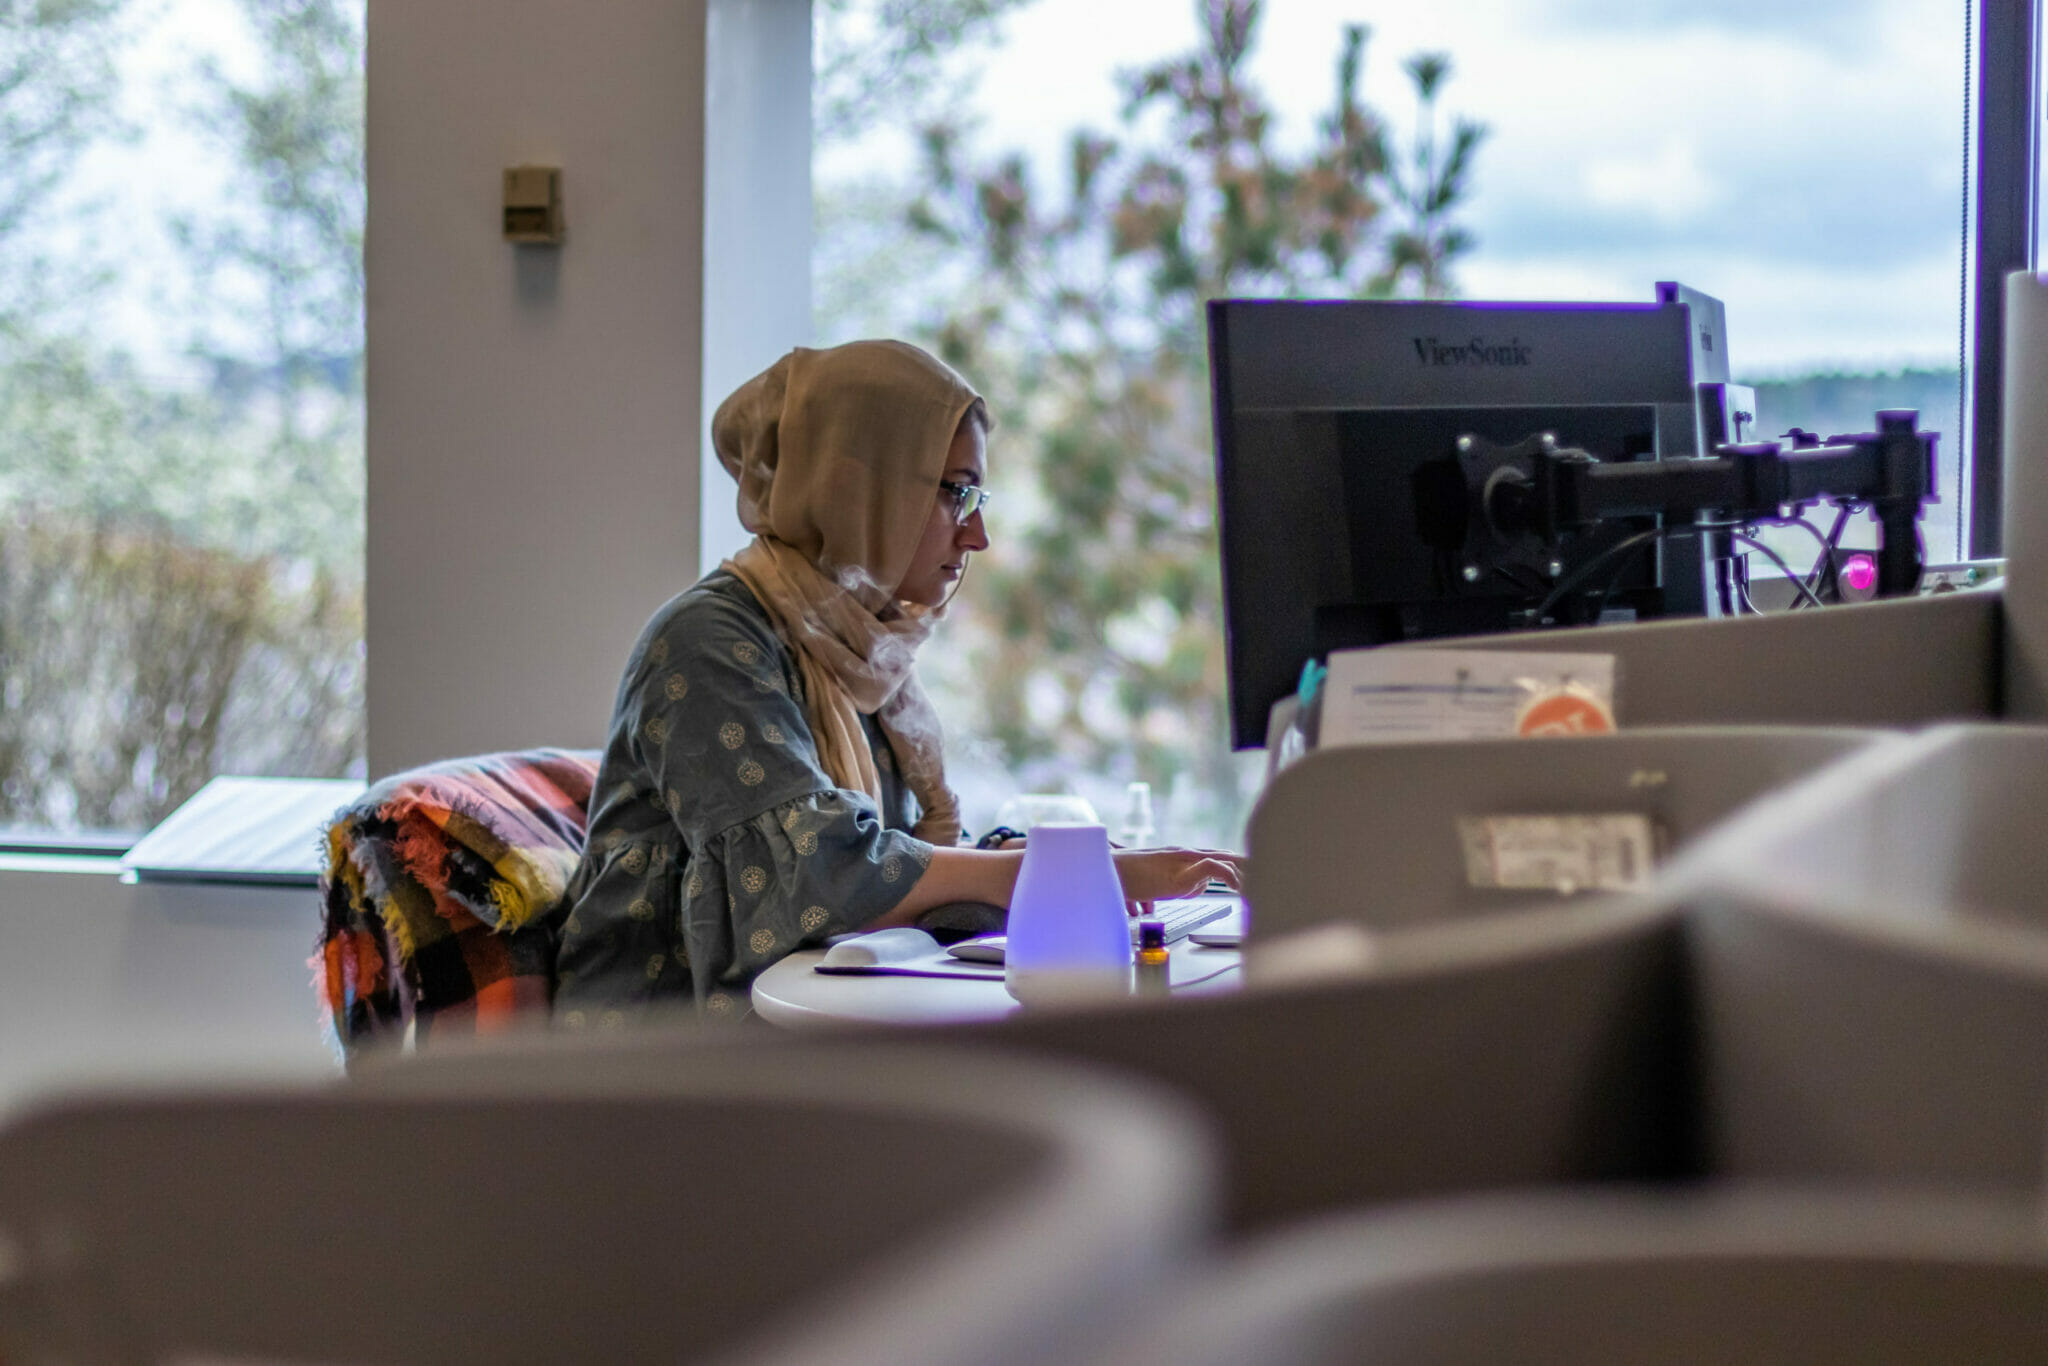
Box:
[1118,780,1155,848]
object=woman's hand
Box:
[1113,847,1245,917]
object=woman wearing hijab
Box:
[551,340,1243,1023]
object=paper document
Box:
[1320,648,1616,747]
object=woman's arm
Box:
[866,845,1246,927]
[865,847,1021,926]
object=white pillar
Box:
[700,0,814,573]
[365,1,812,775]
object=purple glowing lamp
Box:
[1004,822,1132,1002]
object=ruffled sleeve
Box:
[679,789,933,1016]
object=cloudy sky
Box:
[60,0,1975,381]
[934,0,1972,375]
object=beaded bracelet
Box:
[974,825,1025,850]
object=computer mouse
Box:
[945,935,1006,965]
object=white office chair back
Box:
[1091,1188,2048,1365]
[0,1043,1214,1366]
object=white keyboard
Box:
[1135,896,1236,944]
[944,897,1240,965]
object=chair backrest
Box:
[1091,1188,2048,1365]
[316,747,600,1060]
[1246,726,1888,941]
[0,1043,1213,1366]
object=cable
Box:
[1757,515,1832,567]
[1531,512,1855,623]
[1533,524,1708,622]
[1743,515,1836,603]
[1532,527,1671,620]
[1728,531,1828,609]
[1490,563,1550,598]
[1591,525,1690,623]
[1591,555,1644,624]
[1802,503,1855,599]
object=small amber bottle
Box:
[1134,920,1171,997]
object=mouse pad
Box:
[814,928,1006,979]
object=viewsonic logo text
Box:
[1412,337,1532,367]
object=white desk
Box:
[751,915,1246,1030]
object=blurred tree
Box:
[0,510,361,829]
[902,0,1485,840]
[177,0,364,571]
[0,331,365,829]
[0,0,130,321]
[1372,52,1485,299]
[814,0,1032,146]
[813,0,1036,342]
[0,0,367,832]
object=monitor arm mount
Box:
[1473,409,1937,614]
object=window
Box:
[0,0,365,841]
[814,0,1978,847]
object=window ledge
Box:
[0,852,127,876]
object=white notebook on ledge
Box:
[120,775,366,886]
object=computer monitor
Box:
[1208,285,1732,749]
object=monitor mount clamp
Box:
[1457,409,1937,624]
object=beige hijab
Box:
[712,340,983,846]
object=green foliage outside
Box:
[866,0,1487,842]
[0,512,360,829]
[0,0,365,833]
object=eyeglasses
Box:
[937,478,993,524]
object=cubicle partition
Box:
[1239,721,2048,1199]
[1662,723,2048,1192]
[961,897,1697,1231]
[1422,587,2002,729]
[1244,726,1891,942]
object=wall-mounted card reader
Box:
[503,165,564,244]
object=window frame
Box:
[1968,0,2042,558]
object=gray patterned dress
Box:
[550,570,935,1024]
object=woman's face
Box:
[896,416,990,608]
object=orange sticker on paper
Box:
[1516,686,1616,737]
